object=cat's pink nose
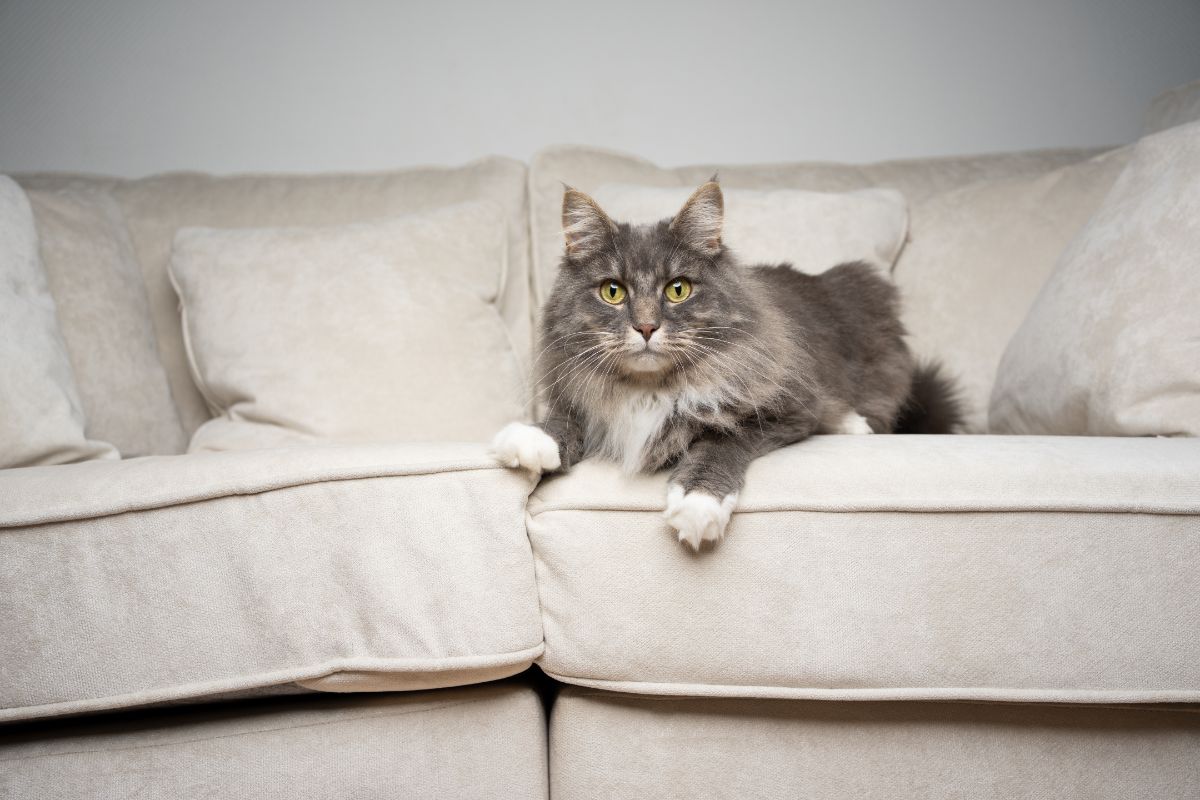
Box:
[635,323,658,342]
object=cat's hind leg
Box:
[817,400,876,435]
[830,410,874,435]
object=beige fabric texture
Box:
[893,148,1130,431]
[94,158,531,440]
[551,688,1200,800]
[591,184,908,273]
[529,435,1200,703]
[0,176,116,468]
[170,204,524,451]
[991,121,1200,436]
[1142,77,1200,135]
[529,144,1106,305]
[0,684,549,800]
[0,442,543,722]
[25,185,186,455]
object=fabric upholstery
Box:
[528,435,1200,703]
[0,176,116,468]
[1142,77,1200,135]
[529,144,1106,305]
[25,185,186,455]
[17,159,535,442]
[991,121,1200,436]
[0,684,548,800]
[551,688,1200,800]
[893,148,1130,431]
[170,204,525,451]
[0,442,543,722]
[591,185,909,274]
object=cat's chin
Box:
[621,351,671,375]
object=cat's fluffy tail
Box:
[893,361,966,434]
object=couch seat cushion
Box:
[0,683,548,799]
[0,443,542,722]
[551,687,1200,800]
[528,435,1200,703]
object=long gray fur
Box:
[535,180,960,503]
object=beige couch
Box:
[3,83,1199,798]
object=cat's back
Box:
[750,261,903,337]
[747,261,912,428]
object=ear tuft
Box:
[669,181,724,257]
[562,188,617,262]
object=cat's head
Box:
[540,180,754,393]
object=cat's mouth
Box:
[621,347,671,374]
[615,327,674,375]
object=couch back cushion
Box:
[892,148,1130,431]
[24,183,187,455]
[20,158,532,450]
[990,120,1200,437]
[530,145,1110,419]
[529,145,1107,307]
[0,176,118,467]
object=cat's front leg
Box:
[490,408,584,477]
[665,434,757,550]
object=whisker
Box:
[680,340,800,412]
[671,344,767,435]
[538,343,615,393]
[681,333,817,393]
[533,331,611,366]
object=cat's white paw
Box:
[833,411,874,435]
[664,484,738,550]
[491,422,561,475]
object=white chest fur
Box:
[588,385,727,473]
[590,389,674,473]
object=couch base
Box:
[550,688,1200,799]
[0,683,548,800]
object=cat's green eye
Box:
[599,281,627,304]
[664,277,692,303]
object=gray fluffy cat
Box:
[493,180,960,549]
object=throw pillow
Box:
[892,149,1130,432]
[170,202,524,451]
[989,121,1200,436]
[591,185,909,275]
[1142,77,1200,135]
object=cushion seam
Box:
[562,688,1200,715]
[1,645,545,723]
[527,504,1200,518]
[0,694,523,763]
[0,460,515,529]
[539,671,1200,705]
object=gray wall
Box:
[2,0,1198,176]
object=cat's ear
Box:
[562,187,617,262]
[670,180,724,257]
